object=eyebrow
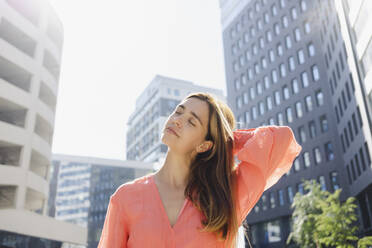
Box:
[177,104,204,126]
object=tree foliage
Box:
[287,180,372,248]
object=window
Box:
[246,49,251,61]
[274,23,280,35]
[287,186,294,203]
[297,183,304,194]
[300,0,307,12]
[330,171,340,191]
[299,126,306,143]
[305,95,313,112]
[250,26,256,37]
[303,151,310,167]
[241,74,248,85]
[245,111,251,124]
[257,81,263,95]
[267,96,273,110]
[253,43,258,55]
[277,112,284,125]
[264,75,270,89]
[308,43,315,56]
[255,1,260,12]
[301,71,309,88]
[315,90,324,106]
[314,147,322,164]
[279,0,286,8]
[282,15,289,28]
[269,117,275,125]
[259,37,265,49]
[257,19,263,30]
[304,21,311,34]
[248,67,254,80]
[291,7,298,20]
[286,107,293,123]
[278,190,284,206]
[236,96,243,109]
[255,63,260,74]
[244,32,249,44]
[264,12,270,24]
[319,176,327,191]
[259,101,265,115]
[289,56,295,71]
[294,28,301,41]
[283,85,290,99]
[294,158,300,172]
[320,115,328,132]
[271,4,278,16]
[233,62,239,72]
[243,91,249,104]
[269,49,275,62]
[238,39,243,49]
[292,78,299,94]
[280,63,286,77]
[325,142,334,161]
[296,101,303,118]
[274,91,281,105]
[239,55,245,66]
[266,30,272,43]
[232,44,237,55]
[261,57,268,69]
[272,69,278,83]
[285,35,292,49]
[248,9,254,20]
[298,49,305,64]
[252,106,258,120]
[270,192,276,208]
[234,79,241,90]
[309,120,316,138]
[277,43,283,56]
[250,87,256,99]
[312,65,320,81]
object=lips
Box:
[166,127,180,137]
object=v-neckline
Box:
[150,175,188,230]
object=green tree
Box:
[287,180,372,248]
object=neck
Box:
[155,150,192,190]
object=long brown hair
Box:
[184,92,238,247]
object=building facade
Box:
[219,0,372,247]
[49,154,153,248]
[126,75,225,165]
[0,0,86,246]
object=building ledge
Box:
[0,209,87,245]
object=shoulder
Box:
[111,173,154,203]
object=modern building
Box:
[49,154,154,248]
[219,0,372,247]
[0,0,86,247]
[126,74,225,165]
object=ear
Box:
[196,140,214,153]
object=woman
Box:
[98,92,302,247]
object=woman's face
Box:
[161,97,212,157]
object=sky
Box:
[49,0,227,160]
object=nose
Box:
[172,115,182,128]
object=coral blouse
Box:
[98,125,302,248]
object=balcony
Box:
[29,149,49,179]
[0,185,16,209]
[0,96,27,128]
[0,141,22,167]
[0,18,36,58]
[5,0,40,26]
[38,81,57,112]
[43,50,60,81]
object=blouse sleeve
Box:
[233,125,302,224]
[98,193,128,248]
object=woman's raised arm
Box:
[233,125,302,224]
